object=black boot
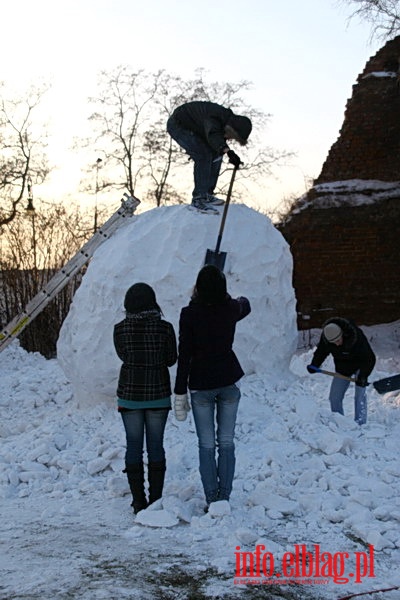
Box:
[148,460,166,505]
[123,463,148,514]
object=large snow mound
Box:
[57,203,297,404]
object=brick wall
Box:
[278,198,400,329]
[278,37,400,329]
[317,36,400,183]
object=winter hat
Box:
[195,265,227,305]
[323,322,343,343]
[124,283,159,313]
[228,115,252,143]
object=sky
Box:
[1,202,400,598]
[1,0,382,212]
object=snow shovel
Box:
[204,166,238,271]
[370,374,400,394]
[308,365,400,394]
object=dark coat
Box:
[174,296,251,394]
[311,317,376,379]
[171,101,233,155]
[114,311,177,402]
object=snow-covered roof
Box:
[287,179,400,219]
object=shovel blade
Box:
[204,249,227,271]
[373,374,400,394]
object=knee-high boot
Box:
[123,463,148,514]
[148,459,166,505]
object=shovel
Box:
[204,166,238,271]
[308,365,400,394]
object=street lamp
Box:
[94,158,102,233]
[25,177,38,282]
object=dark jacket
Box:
[311,317,376,379]
[171,101,234,155]
[174,296,251,394]
[114,311,177,402]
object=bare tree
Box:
[141,68,272,206]
[0,201,94,357]
[0,83,51,227]
[82,67,164,198]
[82,67,293,207]
[142,124,181,206]
[339,0,400,40]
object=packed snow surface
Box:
[1,324,400,599]
[1,202,400,599]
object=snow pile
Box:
[1,329,400,598]
[57,203,298,404]
[3,196,400,598]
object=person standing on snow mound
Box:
[167,100,252,215]
[113,283,177,515]
[307,317,376,425]
[173,265,251,509]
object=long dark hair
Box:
[192,265,227,305]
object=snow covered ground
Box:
[1,204,400,599]
[1,322,400,600]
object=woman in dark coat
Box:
[114,283,177,514]
[174,265,251,507]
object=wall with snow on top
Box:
[57,204,297,404]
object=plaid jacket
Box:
[114,311,177,402]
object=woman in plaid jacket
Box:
[114,283,177,514]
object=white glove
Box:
[174,394,190,421]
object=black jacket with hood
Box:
[171,101,247,155]
[310,317,376,380]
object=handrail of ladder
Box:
[0,193,140,353]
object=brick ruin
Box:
[278,36,400,330]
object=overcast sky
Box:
[1,0,381,211]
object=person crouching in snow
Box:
[174,265,251,508]
[113,283,177,514]
[167,100,252,214]
[307,317,376,425]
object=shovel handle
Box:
[308,365,358,383]
[214,167,238,255]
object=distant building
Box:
[278,36,400,329]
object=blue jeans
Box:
[167,116,222,198]
[120,409,169,464]
[190,384,240,503]
[328,374,367,425]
